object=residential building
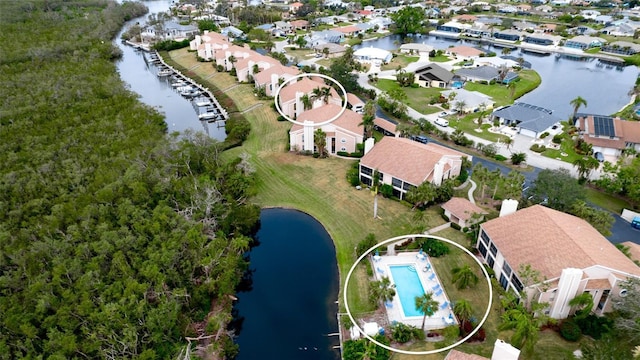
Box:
[477,205,640,319]
[141,20,198,41]
[441,197,487,228]
[399,43,434,56]
[353,47,392,64]
[359,137,469,199]
[214,45,253,72]
[523,33,562,46]
[414,63,454,88]
[277,77,342,119]
[445,339,520,360]
[337,25,364,38]
[455,66,518,84]
[445,45,485,60]
[289,104,364,154]
[600,41,640,56]
[564,35,606,50]
[493,29,522,42]
[190,31,230,61]
[491,103,561,138]
[290,19,309,31]
[234,53,281,82]
[220,26,245,39]
[346,93,365,113]
[253,64,300,97]
[431,21,471,38]
[307,30,344,46]
[313,43,347,58]
[373,117,398,137]
[574,114,640,160]
[441,89,495,113]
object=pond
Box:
[354,34,638,119]
[114,0,226,140]
[231,208,341,360]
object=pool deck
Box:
[373,252,457,330]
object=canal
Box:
[114,0,226,140]
[354,34,638,119]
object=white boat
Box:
[194,98,212,107]
[157,69,173,77]
[171,80,187,87]
[198,112,218,120]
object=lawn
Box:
[431,54,452,62]
[285,47,316,61]
[381,54,420,71]
[374,79,444,115]
[463,70,541,107]
[168,48,446,315]
[584,186,633,214]
[448,115,512,143]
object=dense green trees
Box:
[390,7,426,36]
[0,1,258,358]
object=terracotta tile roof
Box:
[620,119,640,143]
[254,64,299,85]
[360,137,467,186]
[278,77,337,103]
[577,115,640,148]
[442,197,488,221]
[337,25,361,34]
[481,205,640,280]
[445,350,489,360]
[622,241,640,263]
[453,14,477,22]
[235,53,280,72]
[346,93,364,106]
[585,278,611,289]
[447,45,484,57]
[374,118,396,134]
[292,104,363,135]
[201,31,229,44]
[290,20,309,27]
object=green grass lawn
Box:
[431,54,451,62]
[584,187,633,214]
[285,47,316,60]
[381,54,420,71]
[464,70,541,107]
[375,79,444,115]
[448,115,512,143]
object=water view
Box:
[354,34,638,119]
[232,208,340,360]
[115,0,227,140]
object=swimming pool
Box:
[452,81,463,89]
[389,265,426,317]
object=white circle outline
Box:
[273,73,348,126]
[343,234,493,355]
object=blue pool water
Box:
[389,265,426,317]
[452,81,463,89]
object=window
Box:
[489,242,497,256]
[361,176,372,186]
[341,138,346,143]
[512,275,524,293]
[392,177,403,188]
[341,147,346,152]
[478,243,487,257]
[503,262,512,278]
[499,273,508,289]
[361,166,372,176]
[597,290,610,311]
[480,231,490,246]
[402,183,414,191]
[487,255,495,268]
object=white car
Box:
[435,118,449,127]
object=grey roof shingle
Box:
[492,102,560,133]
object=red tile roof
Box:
[360,137,467,186]
[278,77,337,103]
[445,350,489,360]
[442,197,488,222]
[254,64,299,86]
[481,205,640,280]
[337,25,361,34]
[446,45,485,57]
[293,104,363,135]
[373,118,396,134]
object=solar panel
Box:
[593,116,615,137]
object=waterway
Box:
[114,0,226,140]
[354,34,638,119]
[231,208,341,360]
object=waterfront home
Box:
[337,25,364,38]
[234,53,281,83]
[221,26,245,39]
[307,30,344,46]
[441,88,495,113]
[289,104,364,154]
[491,103,561,138]
[473,57,518,69]
[414,64,454,88]
[214,45,254,71]
[523,33,563,46]
[568,25,599,36]
[190,31,230,60]
[399,43,434,56]
[465,23,492,39]
[441,197,487,228]
[353,47,392,64]
[277,77,342,119]
[445,45,484,60]
[477,204,640,319]
[574,114,640,161]
[253,64,300,97]
[564,35,606,50]
[431,21,471,38]
[141,20,198,41]
[359,137,469,199]
[367,17,393,31]
[493,29,523,42]
[313,43,347,58]
[600,41,640,56]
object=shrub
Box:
[356,234,377,257]
[575,314,613,340]
[216,64,224,72]
[276,115,286,122]
[540,131,550,139]
[347,162,360,186]
[560,319,582,342]
[422,238,450,257]
[456,169,469,184]
[494,154,507,161]
[552,134,563,144]
[451,222,462,231]
[530,144,546,153]
[481,144,498,157]
[391,323,417,343]
[380,184,394,198]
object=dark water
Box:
[355,34,638,119]
[232,208,341,360]
[114,0,226,140]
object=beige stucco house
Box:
[477,205,640,319]
[277,77,342,119]
[441,197,487,228]
[253,64,300,97]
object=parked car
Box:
[435,118,449,127]
[439,111,448,117]
[412,135,429,144]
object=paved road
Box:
[357,68,636,244]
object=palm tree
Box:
[311,86,332,104]
[227,55,237,71]
[370,276,396,305]
[301,94,312,111]
[504,136,514,152]
[572,157,599,182]
[415,292,439,330]
[570,96,587,121]
[451,265,480,290]
[314,128,326,157]
[569,292,594,319]
[510,152,526,165]
[454,100,466,116]
[501,47,512,55]
[359,101,376,138]
[498,307,542,353]
[453,299,474,325]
